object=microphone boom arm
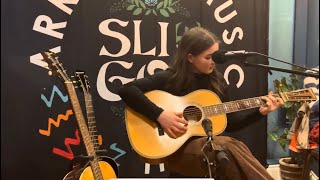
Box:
[243,61,319,78]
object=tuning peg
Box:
[48,71,53,76]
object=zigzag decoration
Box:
[110,143,126,166]
[39,109,73,136]
[52,129,81,160]
[41,85,68,108]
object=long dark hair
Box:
[167,27,226,97]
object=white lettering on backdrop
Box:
[30,1,246,101]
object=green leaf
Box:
[145,9,152,15]
[167,7,175,13]
[139,0,146,9]
[127,5,136,10]
[293,102,302,109]
[279,140,288,151]
[152,9,157,15]
[133,8,143,15]
[274,79,280,85]
[171,0,179,6]
[280,86,288,93]
[281,77,288,87]
[286,108,296,120]
[268,133,278,141]
[134,0,140,6]
[131,0,135,4]
[291,77,298,85]
[287,84,293,91]
[168,0,172,6]
[164,0,168,8]
[156,1,164,9]
[284,102,293,109]
[273,79,281,92]
[159,9,169,17]
[279,132,288,139]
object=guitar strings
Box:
[85,93,101,161]
[181,90,312,117]
[181,96,268,118]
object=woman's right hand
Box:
[156,111,188,139]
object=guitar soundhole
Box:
[183,106,202,122]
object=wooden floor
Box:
[267,164,281,180]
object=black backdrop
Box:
[1,0,269,179]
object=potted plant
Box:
[267,73,306,180]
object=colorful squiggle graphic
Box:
[39,109,73,136]
[110,143,126,166]
[98,135,103,145]
[52,129,81,160]
[41,85,68,107]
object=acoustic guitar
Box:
[73,70,118,178]
[41,52,117,180]
[125,88,317,161]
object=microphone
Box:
[212,50,256,64]
[202,119,213,139]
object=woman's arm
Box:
[118,70,188,138]
[117,70,171,122]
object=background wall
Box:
[2,0,270,179]
[267,0,295,160]
[267,0,319,162]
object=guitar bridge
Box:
[157,124,165,136]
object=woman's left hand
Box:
[259,91,284,116]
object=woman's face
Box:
[188,43,219,74]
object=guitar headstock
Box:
[41,51,71,82]
[279,88,317,102]
[74,70,90,94]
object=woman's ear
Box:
[187,53,193,63]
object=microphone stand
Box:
[243,61,319,78]
[201,125,229,179]
[239,52,319,78]
[201,136,214,178]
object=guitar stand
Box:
[74,154,95,161]
[73,149,107,161]
[67,154,95,178]
[201,136,229,179]
[95,149,108,155]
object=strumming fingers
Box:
[166,129,177,139]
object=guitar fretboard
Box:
[65,82,103,180]
[84,93,100,151]
[203,96,265,116]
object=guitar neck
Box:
[84,92,100,150]
[203,96,266,117]
[65,82,103,180]
[203,88,316,117]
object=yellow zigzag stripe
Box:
[39,109,73,136]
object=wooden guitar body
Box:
[63,157,118,180]
[125,89,227,160]
[80,161,117,180]
[125,88,316,161]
